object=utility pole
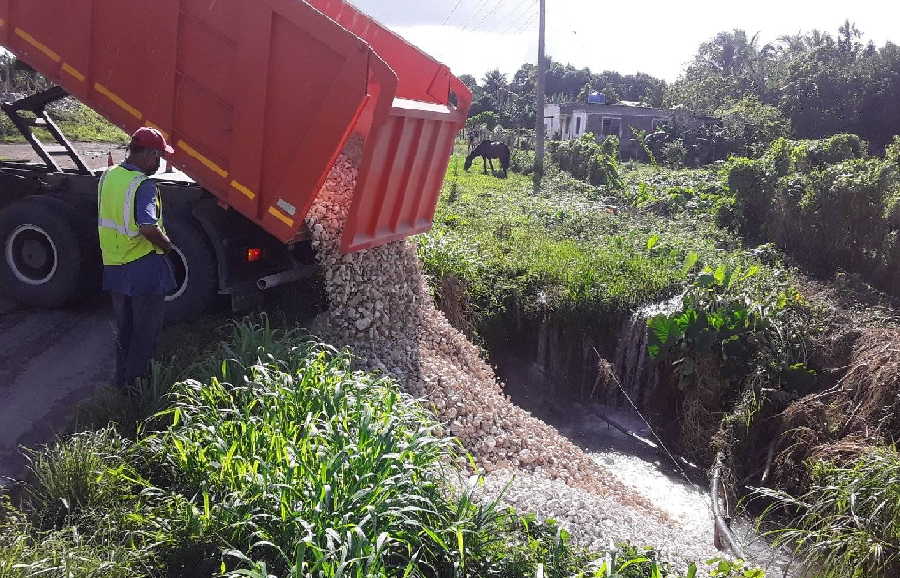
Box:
[533,0,546,186]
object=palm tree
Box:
[482,69,508,110]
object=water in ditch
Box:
[501,299,804,576]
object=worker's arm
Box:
[135,181,173,254]
[139,224,173,254]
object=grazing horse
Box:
[464,140,510,178]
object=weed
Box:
[755,447,900,577]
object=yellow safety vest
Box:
[97,165,165,266]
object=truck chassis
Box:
[0,87,315,322]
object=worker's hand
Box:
[139,224,174,255]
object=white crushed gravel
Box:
[474,470,723,573]
[303,154,734,569]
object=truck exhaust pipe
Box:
[257,266,314,291]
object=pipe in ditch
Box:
[711,451,747,560]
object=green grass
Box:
[755,447,900,578]
[0,99,127,144]
[420,156,763,331]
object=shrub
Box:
[549,133,621,188]
[725,156,772,236]
[886,135,900,168]
[714,96,791,158]
[661,139,688,167]
[647,260,807,463]
[468,110,500,130]
[789,134,868,170]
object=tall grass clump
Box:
[138,317,597,577]
[755,447,900,577]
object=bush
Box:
[887,135,900,168]
[725,156,771,236]
[468,110,500,130]
[714,96,791,158]
[789,134,868,171]
[660,139,687,167]
[510,148,536,174]
[548,133,621,188]
[726,134,900,298]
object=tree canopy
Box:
[462,22,900,153]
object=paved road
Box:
[0,142,121,484]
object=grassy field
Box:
[419,155,768,332]
[0,99,128,144]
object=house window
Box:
[575,116,582,135]
[601,117,621,137]
[651,118,669,130]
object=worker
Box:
[98,127,176,394]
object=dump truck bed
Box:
[0,0,470,251]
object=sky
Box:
[349,0,900,83]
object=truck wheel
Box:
[0,196,89,308]
[163,216,217,324]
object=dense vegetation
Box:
[419,154,762,336]
[465,22,900,164]
[726,134,900,295]
[424,130,900,576]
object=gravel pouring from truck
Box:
[0,0,471,321]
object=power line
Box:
[471,0,508,31]
[459,0,503,32]
[441,0,465,26]
[498,1,538,35]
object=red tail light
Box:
[246,248,263,263]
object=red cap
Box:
[130,127,174,154]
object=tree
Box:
[481,70,508,109]
[665,29,773,115]
[714,97,791,157]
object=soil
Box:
[0,296,113,484]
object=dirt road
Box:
[0,140,126,167]
[0,143,121,484]
[0,297,113,483]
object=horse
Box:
[464,140,510,178]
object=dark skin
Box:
[126,147,174,254]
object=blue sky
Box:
[349,0,900,83]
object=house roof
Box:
[554,102,674,117]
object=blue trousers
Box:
[111,292,165,388]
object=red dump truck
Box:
[0,0,470,321]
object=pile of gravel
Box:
[474,470,722,572]
[304,156,731,565]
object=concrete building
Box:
[544,102,675,159]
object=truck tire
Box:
[0,196,92,308]
[163,216,217,324]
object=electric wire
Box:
[441,0,465,25]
